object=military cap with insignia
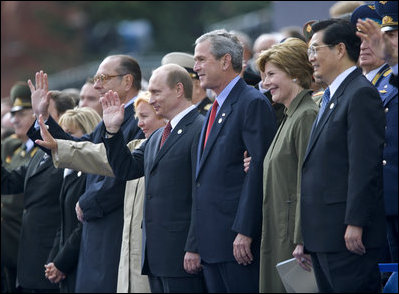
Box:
[302,20,318,43]
[375,1,398,32]
[10,81,32,113]
[161,52,199,79]
[351,4,382,27]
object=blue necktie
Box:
[316,87,330,125]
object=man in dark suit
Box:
[102,64,206,293]
[1,82,38,293]
[27,55,144,293]
[353,2,399,269]
[301,19,387,292]
[1,89,75,293]
[162,51,213,116]
[192,29,277,293]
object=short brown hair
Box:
[256,38,313,89]
[163,64,193,101]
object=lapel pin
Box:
[329,103,335,109]
[177,129,182,134]
[77,171,82,177]
[222,113,226,117]
[218,118,223,123]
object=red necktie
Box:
[203,100,218,148]
[160,121,172,149]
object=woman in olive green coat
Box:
[255,38,318,292]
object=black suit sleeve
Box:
[103,130,145,180]
[53,223,82,274]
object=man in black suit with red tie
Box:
[102,64,206,293]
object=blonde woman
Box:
[44,107,101,293]
[36,91,165,293]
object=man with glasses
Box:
[301,19,387,292]
[27,55,144,292]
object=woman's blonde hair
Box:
[134,91,162,120]
[58,106,102,134]
[256,37,313,89]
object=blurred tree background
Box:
[1,1,270,96]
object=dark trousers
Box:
[310,248,381,293]
[201,259,259,293]
[386,216,398,262]
[148,274,206,293]
[17,288,59,293]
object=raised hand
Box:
[100,90,125,134]
[27,70,51,120]
[34,114,58,152]
[356,19,385,61]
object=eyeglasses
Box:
[307,45,332,57]
[93,73,127,83]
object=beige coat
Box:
[259,90,318,293]
[53,139,150,293]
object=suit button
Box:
[196,182,200,188]
[382,160,387,166]
[147,194,151,199]
[385,107,389,113]
[23,209,27,214]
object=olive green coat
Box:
[259,90,318,293]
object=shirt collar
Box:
[329,66,357,98]
[25,139,34,152]
[285,89,312,117]
[170,105,196,130]
[124,95,137,108]
[365,64,386,82]
[214,75,240,113]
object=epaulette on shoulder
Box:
[383,68,393,77]
[203,103,212,111]
[312,90,324,97]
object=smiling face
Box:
[136,101,165,138]
[194,40,224,94]
[308,31,338,85]
[262,62,297,107]
[93,57,127,102]
[148,68,180,121]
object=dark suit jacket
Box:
[301,68,387,252]
[378,71,398,216]
[47,170,86,293]
[104,108,204,278]
[27,103,144,292]
[194,78,277,263]
[1,149,63,290]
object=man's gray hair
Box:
[195,29,243,73]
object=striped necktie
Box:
[316,87,330,125]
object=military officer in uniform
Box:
[374,0,398,265]
[1,82,38,293]
[354,2,398,267]
[162,52,213,116]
